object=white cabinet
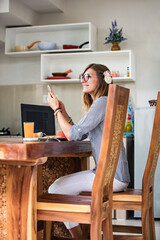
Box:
[41,50,135,83]
[5,22,96,56]
[134,107,160,218]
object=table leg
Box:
[6,165,37,240]
[81,156,89,171]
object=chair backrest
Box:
[143,92,160,195]
[91,84,129,206]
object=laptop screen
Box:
[20,104,55,137]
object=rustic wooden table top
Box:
[0,140,92,165]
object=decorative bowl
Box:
[52,72,68,77]
[38,41,57,50]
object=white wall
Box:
[36,0,160,107]
[0,0,38,27]
[0,27,5,42]
[0,82,83,134]
[0,0,160,133]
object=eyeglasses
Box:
[79,73,92,82]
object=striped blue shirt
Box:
[70,96,130,183]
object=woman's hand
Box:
[47,90,71,140]
[47,91,59,111]
[48,90,70,121]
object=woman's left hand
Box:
[48,91,59,111]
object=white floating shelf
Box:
[41,50,136,84]
[5,48,92,57]
[41,77,133,84]
[41,79,80,84]
[5,22,97,56]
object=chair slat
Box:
[113,201,141,211]
[113,225,142,234]
[113,235,143,240]
[38,210,91,224]
[37,202,91,213]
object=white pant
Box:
[48,170,128,229]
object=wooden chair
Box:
[112,91,160,240]
[37,84,129,240]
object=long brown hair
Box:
[82,63,111,112]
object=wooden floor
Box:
[113,218,160,239]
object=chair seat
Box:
[113,189,142,202]
[37,193,92,213]
[113,189,142,211]
[80,189,142,211]
[80,189,142,202]
[37,193,109,224]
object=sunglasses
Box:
[79,73,92,82]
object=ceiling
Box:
[21,0,64,13]
[0,0,67,42]
[0,0,66,28]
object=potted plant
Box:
[104,20,127,51]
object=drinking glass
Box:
[23,122,34,138]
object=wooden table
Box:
[0,140,91,240]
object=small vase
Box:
[111,42,120,51]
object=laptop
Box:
[20,104,55,137]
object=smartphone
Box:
[47,85,52,93]
[47,84,53,98]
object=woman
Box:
[47,63,130,238]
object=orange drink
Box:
[23,122,34,138]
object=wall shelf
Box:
[41,77,133,84]
[41,50,135,84]
[5,22,97,56]
[41,79,80,84]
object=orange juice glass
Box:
[23,122,34,138]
